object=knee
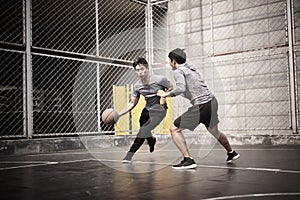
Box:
[169,125,179,136]
[207,126,221,138]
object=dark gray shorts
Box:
[137,105,167,138]
[174,97,219,130]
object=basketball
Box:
[101,108,119,125]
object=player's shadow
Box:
[226,163,238,181]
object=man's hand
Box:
[157,90,167,97]
[160,97,166,105]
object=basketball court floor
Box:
[1,143,300,200]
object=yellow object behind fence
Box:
[113,85,172,135]
[113,85,129,135]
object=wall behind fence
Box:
[166,0,299,134]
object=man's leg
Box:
[122,108,149,163]
[207,124,240,163]
[122,137,145,163]
[140,109,166,152]
[207,124,232,152]
[123,109,165,163]
[170,124,197,169]
[170,124,191,157]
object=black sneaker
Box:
[172,157,197,169]
[226,151,240,163]
[148,137,156,153]
[122,152,134,163]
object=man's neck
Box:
[141,75,150,84]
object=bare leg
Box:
[170,124,191,157]
[207,124,232,152]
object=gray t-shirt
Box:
[133,75,172,109]
[170,63,213,105]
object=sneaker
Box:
[172,157,197,169]
[226,151,240,163]
[149,137,156,153]
[122,152,134,163]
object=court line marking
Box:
[23,147,300,157]
[131,161,300,174]
[1,157,300,174]
[91,158,300,174]
[93,159,300,174]
[0,161,59,171]
[196,164,300,174]
[0,159,96,171]
[0,161,58,164]
[201,192,300,200]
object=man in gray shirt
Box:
[157,48,240,169]
[119,57,173,163]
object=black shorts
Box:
[174,97,219,130]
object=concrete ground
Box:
[0,143,300,200]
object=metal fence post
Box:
[210,0,214,56]
[209,0,215,93]
[95,0,101,132]
[146,0,154,69]
[286,0,298,134]
[25,0,33,138]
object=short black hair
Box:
[133,57,148,69]
[168,48,186,64]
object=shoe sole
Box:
[122,160,132,163]
[172,164,197,170]
[226,154,240,163]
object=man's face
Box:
[135,64,149,79]
[169,59,176,70]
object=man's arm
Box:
[157,89,172,98]
[159,86,173,104]
[158,70,185,98]
[119,96,139,117]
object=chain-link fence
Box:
[0,50,24,137]
[294,0,300,133]
[166,0,299,134]
[0,0,299,138]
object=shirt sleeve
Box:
[132,84,140,97]
[160,76,173,89]
[170,69,186,97]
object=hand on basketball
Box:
[114,113,120,123]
